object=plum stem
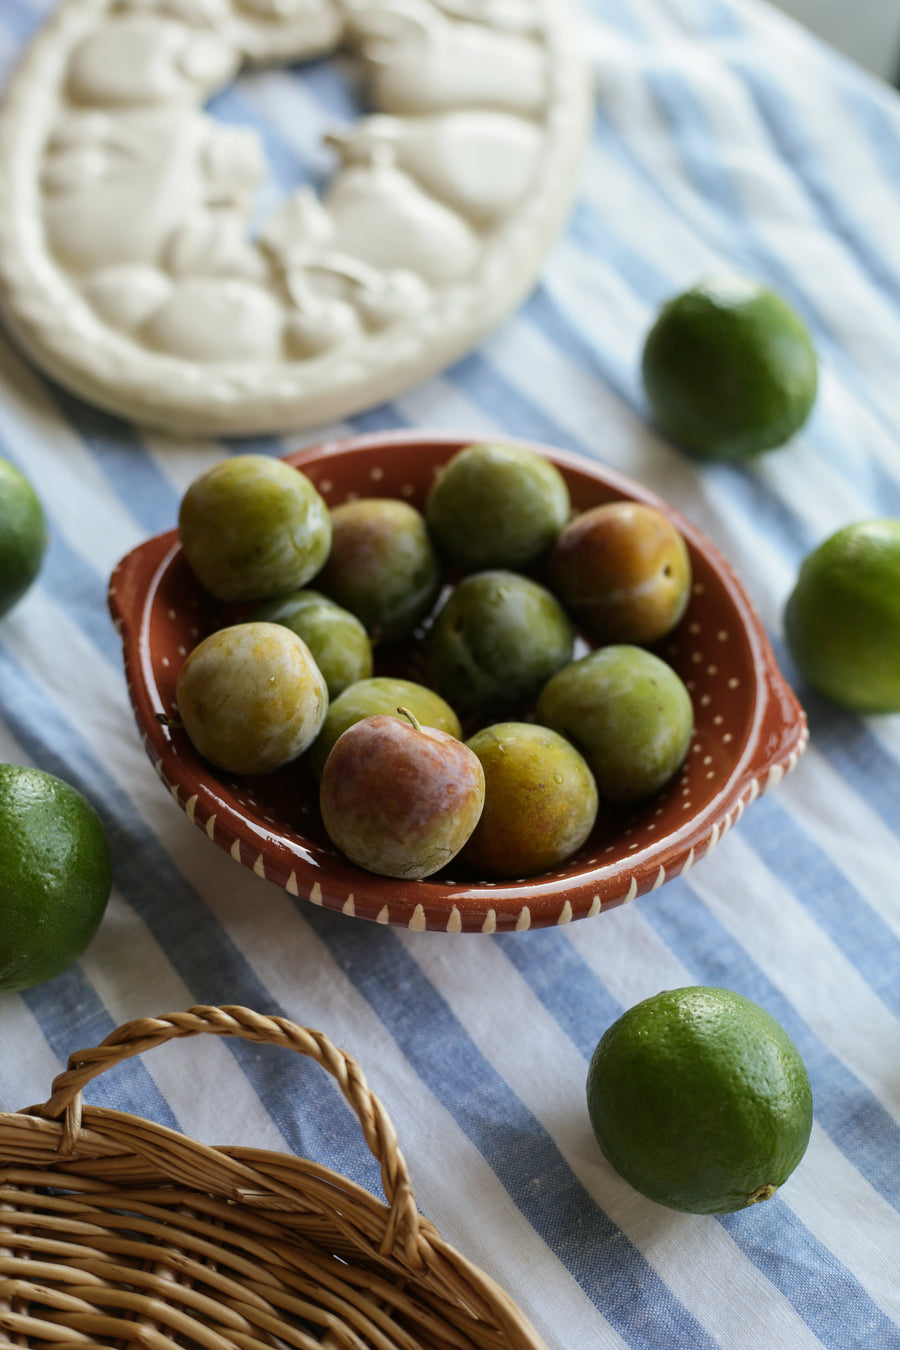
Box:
[397,705,422,733]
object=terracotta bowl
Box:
[108,431,807,934]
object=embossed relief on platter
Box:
[0,0,592,434]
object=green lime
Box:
[0,456,47,617]
[641,276,818,461]
[0,765,113,991]
[784,519,900,714]
[586,986,813,1214]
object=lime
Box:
[0,765,113,991]
[641,276,818,461]
[586,986,813,1214]
[0,456,47,617]
[784,519,900,714]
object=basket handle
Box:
[37,1004,422,1263]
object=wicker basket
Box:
[0,1005,548,1350]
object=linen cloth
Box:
[1,1,899,1347]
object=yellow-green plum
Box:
[178,455,331,603]
[425,441,571,572]
[315,497,441,645]
[319,711,485,879]
[459,722,598,878]
[175,622,328,775]
[536,645,693,803]
[548,501,692,645]
[308,677,461,779]
[427,570,574,715]
[249,589,373,699]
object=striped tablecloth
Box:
[1,1,899,1347]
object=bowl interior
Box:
[110,432,807,933]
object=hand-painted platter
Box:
[0,0,592,435]
[108,431,809,934]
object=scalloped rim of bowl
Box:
[108,430,808,933]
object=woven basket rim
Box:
[0,1004,549,1350]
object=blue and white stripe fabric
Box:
[2,1,900,1346]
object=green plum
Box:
[535,645,694,803]
[178,455,331,602]
[319,711,485,879]
[307,676,461,779]
[249,589,373,699]
[427,570,574,715]
[175,621,328,775]
[459,722,598,878]
[315,497,441,645]
[548,501,692,645]
[425,441,571,572]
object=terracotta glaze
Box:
[108,432,809,932]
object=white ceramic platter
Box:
[0,0,592,436]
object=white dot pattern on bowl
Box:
[137,710,794,930]
[116,445,811,933]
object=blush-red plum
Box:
[548,501,691,645]
[319,711,485,879]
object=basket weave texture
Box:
[0,1005,548,1350]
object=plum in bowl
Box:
[108,431,807,934]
